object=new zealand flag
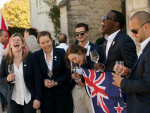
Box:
[82,68,127,113]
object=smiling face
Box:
[68,53,85,66]
[10,36,24,52]
[75,27,89,43]
[39,35,53,53]
[101,11,116,35]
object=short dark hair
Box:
[26,28,38,38]
[37,31,52,43]
[57,33,67,43]
[0,29,7,37]
[65,44,87,69]
[111,10,125,29]
[75,23,89,32]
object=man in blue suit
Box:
[112,11,150,113]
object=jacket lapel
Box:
[53,48,58,72]
[39,49,49,74]
[105,31,121,64]
[23,61,27,81]
[132,41,150,70]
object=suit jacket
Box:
[105,30,137,72]
[33,48,71,97]
[0,54,42,103]
[121,41,150,113]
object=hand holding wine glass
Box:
[114,61,124,76]
[7,64,15,83]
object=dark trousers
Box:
[67,92,73,113]
[41,92,70,113]
[9,100,36,113]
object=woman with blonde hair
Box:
[0,33,41,113]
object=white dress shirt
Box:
[105,30,120,58]
[0,43,4,64]
[12,62,31,105]
[138,37,150,58]
[56,43,69,52]
[44,50,53,71]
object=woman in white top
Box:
[0,33,41,113]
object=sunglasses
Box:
[75,31,86,36]
[102,15,117,21]
[131,21,150,34]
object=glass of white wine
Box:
[114,61,124,76]
[70,61,76,73]
[47,69,53,80]
[8,64,15,83]
[90,50,99,64]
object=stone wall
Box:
[126,0,150,52]
[29,0,55,39]
[66,0,122,43]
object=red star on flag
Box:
[114,102,123,113]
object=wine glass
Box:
[70,61,76,73]
[47,69,53,80]
[70,62,81,82]
[8,64,15,83]
[90,50,99,63]
[114,61,124,76]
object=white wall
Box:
[29,0,55,39]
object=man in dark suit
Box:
[96,10,137,72]
[112,11,150,113]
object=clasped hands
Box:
[44,79,57,88]
[72,72,85,87]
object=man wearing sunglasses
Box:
[112,11,150,113]
[71,23,105,113]
[95,10,137,72]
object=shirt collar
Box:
[84,41,89,49]
[0,43,4,49]
[43,49,53,58]
[106,29,120,41]
[140,37,150,52]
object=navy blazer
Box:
[33,48,71,96]
[105,30,137,72]
[0,54,42,103]
[121,41,150,113]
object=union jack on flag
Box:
[82,68,127,113]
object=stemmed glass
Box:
[8,64,15,83]
[114,61,124,76]
[47,69,53,80]
[70,61,81,82]
[90,50,99,64]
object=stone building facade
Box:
[30,0,150,52]
[57,0,122,42]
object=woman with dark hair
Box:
[0,33,41,113]
[65,44,96,113]
[33,31,71,113]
